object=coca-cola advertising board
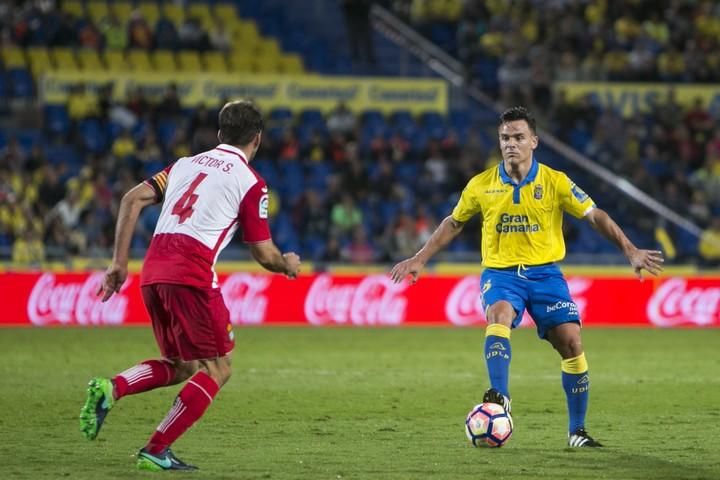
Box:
[2,271,719,328]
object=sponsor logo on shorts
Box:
[546,300,578,315]
[482,279,492,294]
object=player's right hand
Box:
[97,262,128,302]
[282,252,301,279]
[390,256,424,285]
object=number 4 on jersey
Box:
[171,173,208,224]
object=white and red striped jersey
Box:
[140,143,271,288]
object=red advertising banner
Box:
[1,271,718,328]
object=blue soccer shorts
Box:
[480,264,580,339]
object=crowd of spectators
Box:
[0,1,232,52]
[396,0,720,102]
[2,83,719,266]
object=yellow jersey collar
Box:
[499,157,539,187]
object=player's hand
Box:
[282,252,301,279]
[96,262,128,302]
[390,256,425,284]
[627,248,664,280]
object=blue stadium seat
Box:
[156,120,178,145]
[45,145,79,166]
[361,110,385,128]
[9,69,33,98]
[298,109,326,129]
[79,119,107,153]
[269,108,294,123]
[44,105,70,137]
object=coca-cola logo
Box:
[220,273,271,325]
[445,275,592,326]
[304,274,408,325]
[647,278,720,327]
[27,272,130,325]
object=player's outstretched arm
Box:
[249,241,301,279]
[390,215,465,284]
[584,208,664,279]
[98,183,158,302]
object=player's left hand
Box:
[97,262,128,302]
[390,256,425,285]
[627,248,664,280]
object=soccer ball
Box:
[465,402,513,447]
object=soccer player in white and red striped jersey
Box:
[80,100,301,471]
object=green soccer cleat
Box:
[79,377,115,440]
[137,448,198,471]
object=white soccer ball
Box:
[465,402,513,447]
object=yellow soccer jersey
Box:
[451,159,596,267]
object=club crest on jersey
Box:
[533,184,543,200]
[482,279,492,294]
[259,194,269,219]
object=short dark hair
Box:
[499,106,536,134]
[218,100,264,146]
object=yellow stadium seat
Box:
[252,57,281,73]
[61,0,85,18]
[214,3,240,22]
[254,38,281,59]
[188,4,213,23]
[138,2,160,26]
[27,47,52,76]
[153,50,177,71]
[51,48,78,71]
[1,47,26,68]
[111,2,133,21]
[177,51,203,72]
[279,54,305,74]
[161,3,185,27]
[77,50,104,71]
[227,54,253,72]
[234,21,260,45]
[86,1,110,24]
[127,50,153,71]
[203,52,228,72]
[104,50,128,71]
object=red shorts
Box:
[141,284,234,361]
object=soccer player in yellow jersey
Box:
[390,107,664,447]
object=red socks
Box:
[113,360,175,400]
[145,371,219,454]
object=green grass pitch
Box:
[1,327,719,480]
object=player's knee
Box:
[168,359,198,384]
[486,302,515,326]
[200,358,232,387]
[557,337,583,358]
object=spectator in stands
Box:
[320,234,342,262]
[52,189,83,230]
[342,0,376,66]
[66,83,99,121]
[331,193,363,235]
[178,17,210,51]
[155,17,179,50]
[126,87,151,119]
[37,165,66,215]
[209,18,232,52]
[111,129,137,161]
[78,20,102,50]
[101,14,128,50]
[12,227,44,265]
[342,226,376,263]
[327,102,357,138]
[136,131,163,171]
[187,104,219,154]
[698,217,720,267]
[154,83,182,122]
[128,10,153,49]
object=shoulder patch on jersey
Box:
[259,194,269,219]
[570,182,589,202]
